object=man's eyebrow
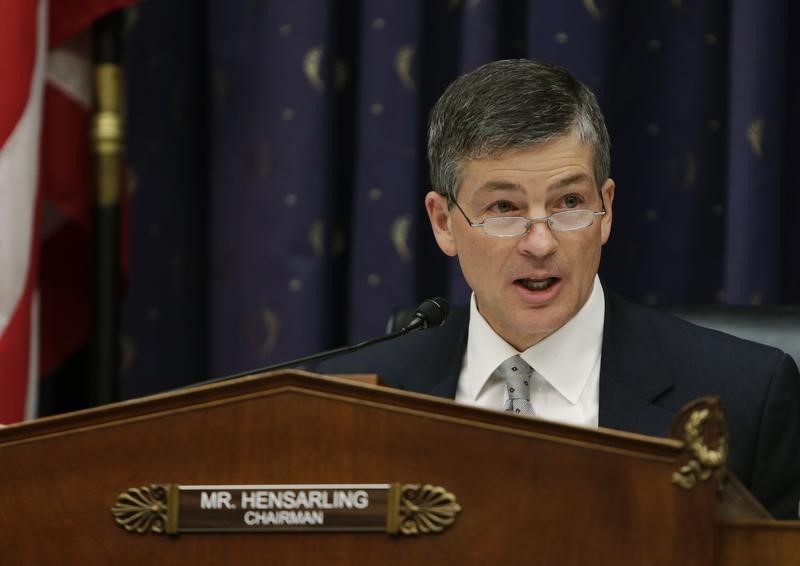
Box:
[547,173,594,192]
[473,180,526,194]
[472,174,594,195]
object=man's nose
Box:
[516,219,559,258]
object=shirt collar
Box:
[463,275,605,404]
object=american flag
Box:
[0,0,131,424]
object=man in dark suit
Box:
[319,59,800,519]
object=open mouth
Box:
[515,277,559,291]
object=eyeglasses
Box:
[450,198,606,238]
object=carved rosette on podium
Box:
[111,483,461,536]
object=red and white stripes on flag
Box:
[0,0,47,424]
[0,0,131,423]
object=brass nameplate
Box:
[111,483,460,536]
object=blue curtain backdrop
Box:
[119,0,800,398]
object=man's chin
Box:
[507,311,572,348]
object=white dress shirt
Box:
[454,275,605,428]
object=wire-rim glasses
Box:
[449,197,606,238]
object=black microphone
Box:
[399,296,449,332]
[197,297,450,386]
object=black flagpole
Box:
[90,10,124,406]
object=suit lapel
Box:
[599,292,677,437]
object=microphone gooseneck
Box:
[197,297,451,387]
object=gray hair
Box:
[427,59,611,200]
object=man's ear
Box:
[600,178,615,246]
[425,191,458,257]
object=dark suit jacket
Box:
[318,292,800,519]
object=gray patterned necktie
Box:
[493,355,535,416]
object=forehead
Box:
[457,135,595,197]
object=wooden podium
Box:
[0,370,797,565]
